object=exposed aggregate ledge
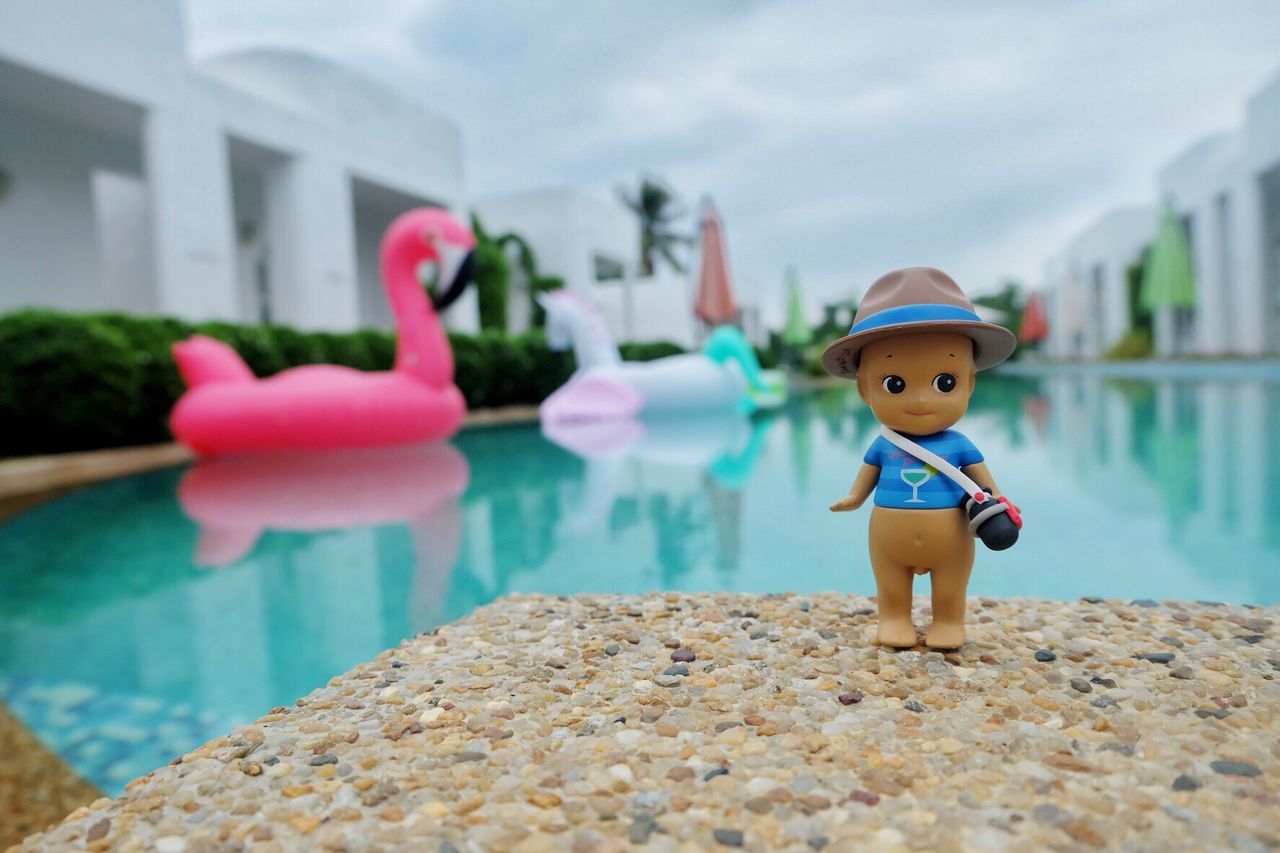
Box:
[19,593,1280,852]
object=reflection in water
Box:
[543,411,775,582]
[1,374,1279,795]
[178,444,469,630]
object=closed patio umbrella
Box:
[781,266,812,348]
[1019,291,1049,343]
[694,201,740,326]
[1141,206,1196,311]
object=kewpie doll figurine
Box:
[825,267,1021,649]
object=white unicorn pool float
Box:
[537,290,785,423]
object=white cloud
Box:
[183,0,1280,324]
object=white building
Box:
[472,187,699,349]
[1042,68,1280,359]
[1042,206,1154,359]
[0,0,464,332]
[1157,72,1280,357]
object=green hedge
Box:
[0,310,685,458]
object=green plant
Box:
[91,312,194,442]
[1104,329,1154,361]
[1126,250,1154,337]
[618,174,693,276]
[471,214,511,333]
[193,321,285,376]
[0,311,142,456]
[0,309,685,458]
[618,341,684,362]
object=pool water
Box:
[1,373,1278,792]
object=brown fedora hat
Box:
[821,267,1017,378]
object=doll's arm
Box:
[962,462,1000,498]
[830,463,879,512]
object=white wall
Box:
[0,0,464,331]
[1156,71,1280,356]
[1043,206,1154,359]
[92,170,156,314]
[0,103,147,313]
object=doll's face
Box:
[855,331,976,435]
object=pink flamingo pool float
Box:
[170,208,473,455]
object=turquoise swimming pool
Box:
[1,373,1277,792]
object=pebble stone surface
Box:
[19,593,1280,852]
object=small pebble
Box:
[848,790,880,806]
[713,828,744,847]
[629,815,658,844]
[1034,650,1057,662]
[1135,652,1176,664]
[19,591,1277,853]
[1032,803,1071,826]
[1210,760,1261,778]
[671,649,697,662]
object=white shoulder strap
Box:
[878,426,987,502]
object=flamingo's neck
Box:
[381,238,453,387]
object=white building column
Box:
[1153,306,1175,357]
[273,156,359,331]
[1231,177,1268,355]
[144,108,239,320]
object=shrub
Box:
[0,311,142,456]
[1104,330,1154,361]
[0,309,687,457]
[268,324,325,367]
[194,321,285,376]
[618,341,683,362]
[91,312,194,443]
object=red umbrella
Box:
[1019,292,1049,343]
[694,201,739,326]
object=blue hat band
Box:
[848,303,982,336]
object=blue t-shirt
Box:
[863,430,984,509]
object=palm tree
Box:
[618,174,693,276]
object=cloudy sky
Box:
[185,1,1280,322]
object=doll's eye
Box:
[933,373,957,393]
[881,375,906,394]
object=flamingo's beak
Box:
[430,237,475,312]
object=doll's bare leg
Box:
[869,538,917,648]
[925,529,975,649]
